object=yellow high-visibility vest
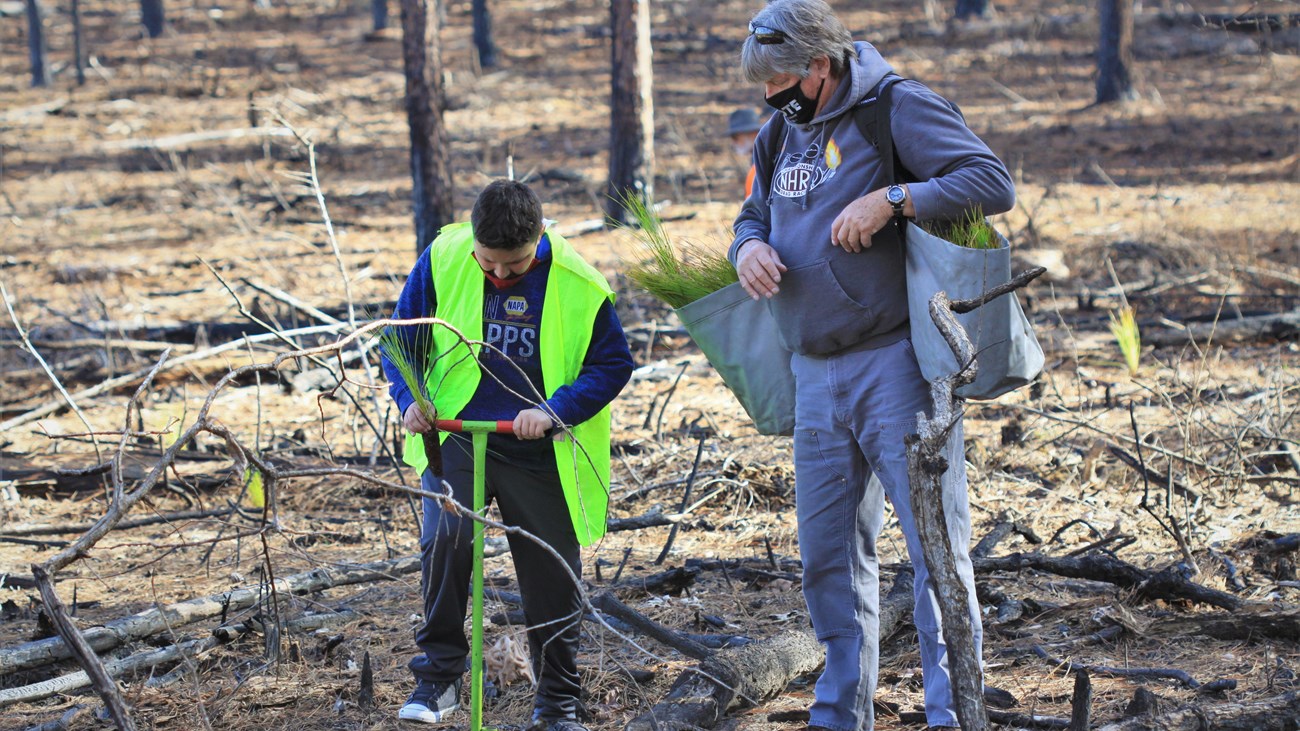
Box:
[402,222,614,546]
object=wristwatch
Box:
[886,184,907,217]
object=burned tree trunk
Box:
[605,0,654,226]
[954,0,992,20]
[401,0,455,255]
[1096,0,1137,103]
[140,0,165,38]
[71,0,85,86]
[472,0,497,69]
[26,0,50,88]
[372,0,388,32]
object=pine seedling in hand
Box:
[379,324,444,476]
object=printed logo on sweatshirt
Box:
[484,294,538,359]
[772,139,838,199]
[503,296,529,317]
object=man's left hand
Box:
[513,408,554,440]
[831,187,907,252]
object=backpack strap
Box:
[852,74,908,186]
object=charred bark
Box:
[605,0,654,225]
[624,631,822,731]
[401,0,454,254]
[1096,0,1137,103]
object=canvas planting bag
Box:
[675,282,795,436]
[904,224,1044,399]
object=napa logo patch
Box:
[503,296,528,317]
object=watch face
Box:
[887,186,905,205]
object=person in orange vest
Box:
[728,107,765,198]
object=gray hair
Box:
[741,0,855,84]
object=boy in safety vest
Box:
[381,180,634,729]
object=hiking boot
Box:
[398,677,461,724]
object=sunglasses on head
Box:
[748,21,787,45]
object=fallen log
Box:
[0,555,418,676]
[0,609,357,706]
[1096,690,1300,731]
[591,591,712,661]
[0,323,348,433]
[1030,647,1236,691]
[621,568,915,731]
[623,630,823,731]
[1,507,234,537]
[1143,310,1300,346]
[973,552,1241,610]
[1148,608,1300,642]
[606,506,676,533]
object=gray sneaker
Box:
[399,677,461,724]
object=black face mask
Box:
[765,76,825,125]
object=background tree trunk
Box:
[72,0,86,86]
[26,0,50,88]
[954,0,992,20]
[140,0,165,38]
[472,0,497,69]
[604,0,654,226]
[1096,0,1137,103]
[400,0,454,256]
[372,0,388,32]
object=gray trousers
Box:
[411,437,583,722]
[791,338,981,731]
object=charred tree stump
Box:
[906,290,988,731]
[372,0,388,32]
[954,0,993,20]
[71,0,85,86]
[624,631,822,731]
[1067,670,1091,731]
[904,268,1044,731]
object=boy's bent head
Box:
[471,180,544,250]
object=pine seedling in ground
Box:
[620,193,737,309]
[1109,305,1141,377]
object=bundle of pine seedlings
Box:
[621,197,737,309]
[919,204,1002,250]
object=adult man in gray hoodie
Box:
[728,1,1015,729]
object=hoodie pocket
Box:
[768,258,879,356]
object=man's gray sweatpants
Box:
[791,338,981,731]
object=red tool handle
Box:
[433,419,516,435]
